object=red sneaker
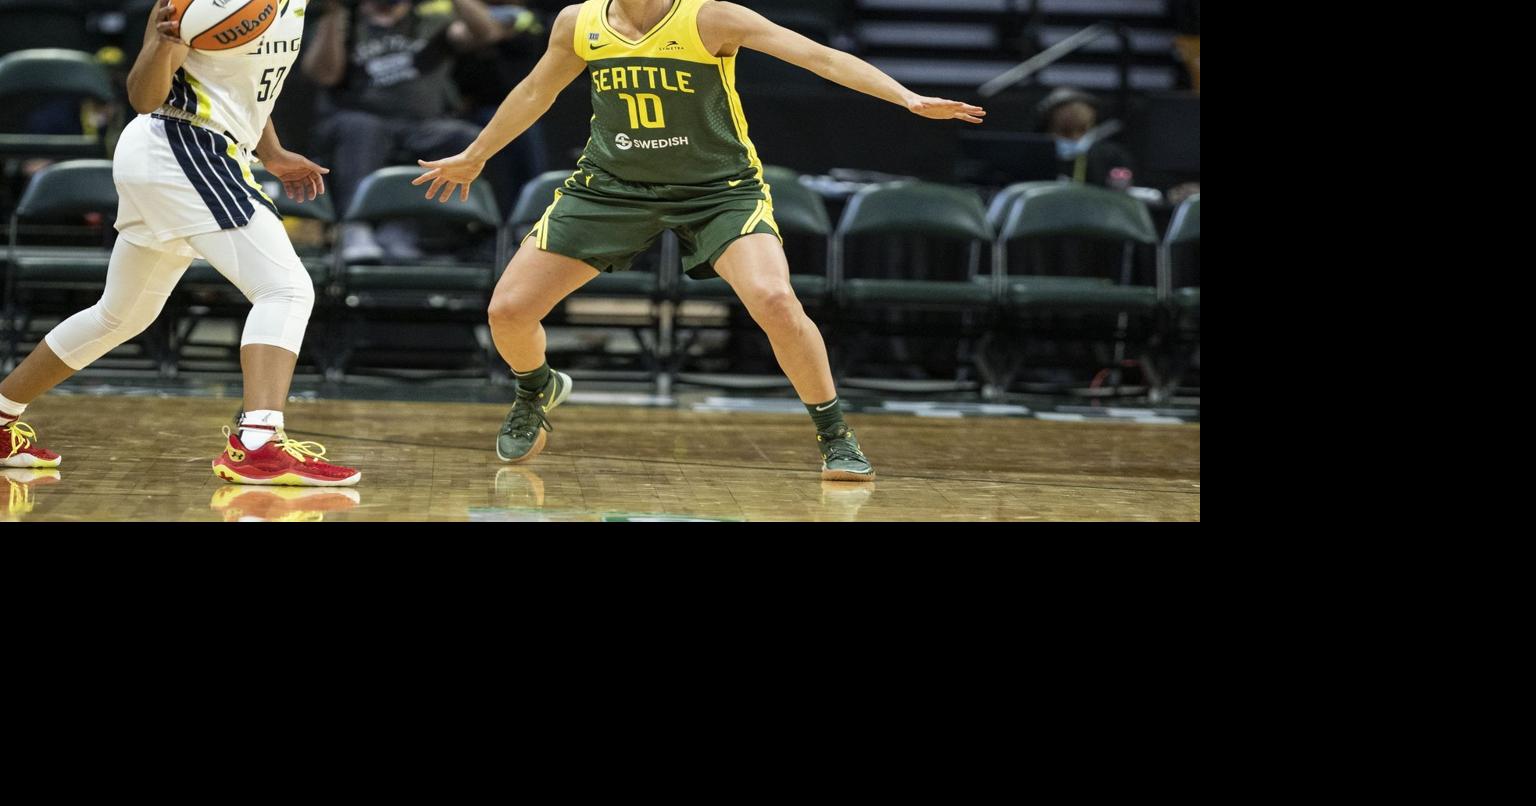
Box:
[211,428,361,487]
[1,421,61,469]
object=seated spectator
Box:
[1037,88,1136,189]
[451,2,552,215]
[302,0,501,262]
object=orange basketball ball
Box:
[172,0,279,51]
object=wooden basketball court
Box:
[4,395,1200,522]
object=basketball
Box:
[172,0,279,51]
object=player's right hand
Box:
[413,153,486,204]
[154,0,186,47]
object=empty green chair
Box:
[988,183,1160,396]
[1162,193,1199,321]
[0,49,115,160]
[832,181,995,308]
[996,183,1158,314]
[1153,193,1199,402]
[7,159,116,290]
[827,181,996,388]
[5,159,119,364]
[330,165,503,376]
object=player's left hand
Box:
[908,97,987,124]
[262,151,329,202]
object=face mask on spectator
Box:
[1055,137,1089,161]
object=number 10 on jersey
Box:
[618,93,666,129]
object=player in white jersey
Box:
[0,0,361,487]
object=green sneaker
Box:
[497,370,573,463]
[818,425,876,482]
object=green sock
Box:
[807,397,847,434]
[514,363,553,400]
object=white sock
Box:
[0,393,25,422]
[239,409,284,450]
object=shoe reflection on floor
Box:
[818,480,876,521]
[209,485,363,522]
[4,468,61,521]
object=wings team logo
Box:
[615,133,632,151]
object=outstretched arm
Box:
[414,5,588,202]
[699,2,985,124]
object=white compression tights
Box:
[44,210,315,370]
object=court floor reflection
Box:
[5,469,62,522]
[10,396,1200,521]
[210,486,362,522]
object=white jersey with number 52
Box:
[154,0,307,148]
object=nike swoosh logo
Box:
[728,179,743,187]
[589,43,611,50]
[816,401,838,412]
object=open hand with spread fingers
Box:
[413,153,486,203]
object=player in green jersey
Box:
[414,0,985,481]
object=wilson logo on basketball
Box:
[178,0,279,51]
[214,3,275,45]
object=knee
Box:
[251,277,316,317]
[92,301,158,339]
[488,293,542,330]
[749,287,804,332]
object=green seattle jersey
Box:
[574,0,764,187]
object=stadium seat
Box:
[3,160,147,368]
[1154,192,1199,401]
[989,182,1161,396]
[1163,192,1199,321]
[829,181,996,387]
[833,181,995,309]
[329,165,502,378]
[0,49,115,161]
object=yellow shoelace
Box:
[222,425,330,464]
[7,421,39,455]
[277,436,329,464]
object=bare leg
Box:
[487,236,599,371]
[0,342,77,404]
[240,345,298,411]
[713,233,837,404]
